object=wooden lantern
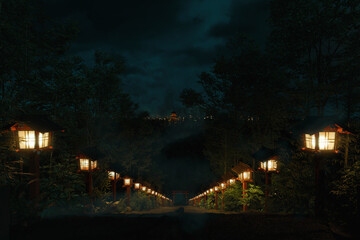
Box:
[79,158,98,171]
[239,170,253,182]
[123,177,132,186]
[108,171,120,180]
[260,159,278,172]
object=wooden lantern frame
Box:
[258,156,279,173]
[238,169,254,182]
[302,124,350,153]
[11,123,53,151]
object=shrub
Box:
[223,182,264,211]
[130,191,153,211]
[205,192,215,209]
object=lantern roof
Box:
[231,162,252,175]
[79,146,105,161]
[1,114,63,133]
[253,146,279,162]
[221,171,237,182]
[290,116,351,135]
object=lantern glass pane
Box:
[108,171,119,180]
[80,158,89,171]
[262,160,277,171]
[319,132,336,150]
[135,183,140,189]
[124,179,130,185]
[305,134,316,149]
[18,131,36,149]
[38,132,50,148]
[91,161,97,169]
[243,171,251,181]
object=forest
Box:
[1,0,360,238]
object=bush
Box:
[330,161,360,235]
[205,192,215,209]
[223,182,264,211]
[130,191,153,211]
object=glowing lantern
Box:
[3,116,63,200]
[6,116,62,151]
[79,158,98,171]
[210,188,214,193]
[220,182,226,190]
[108,171,120,180]
[147,189,151,194]
[239,171,253,182]
[304,132,337,151]
[214,186,219,192]
[260,159,278,172]
[123,177,131,186]
[134,183,141,189]
[141,186,147,191]
[227,178,236,185]
[299,119,350,153]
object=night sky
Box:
[46,0,270,115]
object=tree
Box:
[269,0,360,116]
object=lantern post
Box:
[79,157,98,197]
[239,170,253,212]
[259,158,279,212]
[5,116,62,202]
[134,183,141,194]
[123,177,132,208]
[108,171,120,201]
[220,182,226,210]
[214,186,219,210]
[299,120,351,218]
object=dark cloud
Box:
[44,0,269,114]
[208,0,270,46]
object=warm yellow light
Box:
[214,186,219,192]
[80,158,90,171]
[108,171,119,180]
[38,132,50,148]
[229,179,235,185]
[210,188,214,192]
[124,178,131,186]
[147,189,151,193]
[141,186,147,191]
[18,131,36,149]
[91,160,97,169]
[134,183,140,189]
[151,190,155,195]
[240,171,252,181]
[261,160,277,171]
[319,132,336,150]
[305,134,316,149]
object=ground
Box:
[11,206,346,240]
